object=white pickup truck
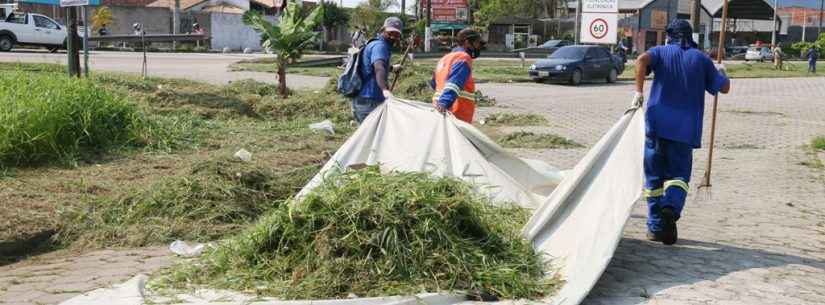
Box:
[0,12,68,52]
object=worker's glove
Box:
[630,91,644,109]
[715,63,727,77]
[391,64,403,73]
[382,89,394,99]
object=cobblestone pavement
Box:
[1,78,824,305]
[478,77,825,305]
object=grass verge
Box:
[160,167,559,300]
[621,62,825,80]
[813,136,825,151]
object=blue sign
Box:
[20,0,101,5]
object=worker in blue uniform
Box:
[631,19,731,245]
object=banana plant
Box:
[243,1,324,97]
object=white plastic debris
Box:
[243,47,253,54]
[169,240,206,257]
[234,149,252,162]
[222,47,231,53]
[309,120,335,135]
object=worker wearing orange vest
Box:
[431,28,486,123]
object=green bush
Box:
[163,167,557,300]
[0,71,142,166]
[813,136,825,151]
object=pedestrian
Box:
[806,46,819,74]
[630,19,731,245]
[351,17,403,123]
[773,44,783,70]
[430,28,486,124]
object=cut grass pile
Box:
[0,71,143,167]
[482,113,548,126]
[57,158,320,248]
[163,167,557,300]
[497,132,583,149]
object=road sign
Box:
[580,13,617,44]
[60,0,89,7]
[582,0,618,13]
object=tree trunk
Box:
[278,61,288,97]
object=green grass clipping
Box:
[163,167,559,300]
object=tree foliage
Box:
[474,0,557,29]
[321,2,350,29]
[91,6,113,31]
[243,0,323,96]
[351,0,396,34]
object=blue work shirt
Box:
[646,44,729,148]
[432,47,472,109]
[359,36,392,101]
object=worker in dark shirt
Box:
[631,19,731,245]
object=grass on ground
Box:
[812,136,825,151]
[621,62,824,80]
[160,167,559,300]
[0,62,354,263]
[481,113,548,126]
[496,131,583,149]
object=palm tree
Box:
[243,1,324,97]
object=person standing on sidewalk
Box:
[806,46,819,74]
[351,17,403,123]
[431,28,486,124]
[630,20,731,245]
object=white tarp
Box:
[59,98,645,305]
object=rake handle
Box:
[390,34,417,92]
[701,0,729,188]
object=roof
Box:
[702,0,775,20]
[147,0,208,9]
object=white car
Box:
[744,46,773,62]
[0,12,68,52]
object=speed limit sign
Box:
[580,13,617,44]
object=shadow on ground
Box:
[582,237,825,305]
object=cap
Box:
[382,17,403,34]
[456,28,485,45]
[666,19,693,35]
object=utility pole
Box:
[401,0,405,17]
[574,0,582,43]
[425,0,431,52]
[320,0,325,51]
[690,0,702,48]
[819,0,823,37]
[67,7,81,77]
[82,5,90,78]
[173,0,180,50]
[771,0,778,46]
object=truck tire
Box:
[0,35,14,52]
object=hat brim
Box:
[384,26,402,34]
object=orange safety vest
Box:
[432,51,476,123]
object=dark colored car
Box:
[529,45,625,86]
[514,39,574,55]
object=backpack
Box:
[337,38,378,97]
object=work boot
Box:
[659,207,678,245]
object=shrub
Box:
[163,167,558,300]
[0,71,142,166]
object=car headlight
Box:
[555,65,567,71]
[530,64,536,70]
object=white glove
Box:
[630,91,644,109]
[391,64,402,73]
[382,89,394,99]
[715,63,727,77]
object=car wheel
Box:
[570,69,582,86]
[607,68,618,83]
[0,36,14,52]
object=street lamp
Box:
[771,0,778,46]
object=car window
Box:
[585,48,599,59]
[596,48,611,59]
[542,40,561,47]
[6,13,25,24]
[33,15,59,30]
[550,46,586,59]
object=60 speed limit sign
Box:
[580,13,617,44]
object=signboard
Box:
[422,0,469,22]
[19,0,100,5]
[580,13,617,44]
[60,0,88,7]
[582,0,618,13]
[651,10,668,29]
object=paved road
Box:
[0,50,329,89]
[1,78,824,305]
